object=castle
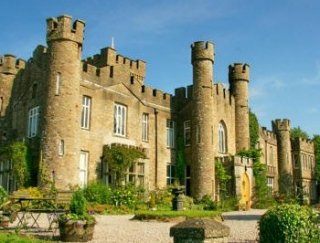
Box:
[0,15,317,205]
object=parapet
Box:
[0,54,26,74]
[124,79,171,107]
[228,63,250,82]
[260,126,277,140]
[214,83,234,106]
[272,119,291,132]
[191,41,214,64]
[83,47,146,81]
[47,15,85,44]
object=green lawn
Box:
[0,233,51,243]
[133,209,221,221]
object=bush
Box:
[110,185,143,209]
[148,188,172,209]
[70,190,87,216]
[259,204,320,243]
[0,186,8,206]
[83,182,112,204]
[198,195,216,211]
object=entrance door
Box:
[79,151,88,188]
[240,173,251,210]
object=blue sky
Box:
[1,0,319,136]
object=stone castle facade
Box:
[0,15,317,204]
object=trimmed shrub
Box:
[259,204,320,243]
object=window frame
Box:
[142,113,149,142]
[28,106,40,138]
[166,119,175,148]
[218,122,227,154]
[184,120,191,146]
[166,163,176,185]
[114,103,127,137]
[81,95,91,129]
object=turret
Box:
[229,63,250,152]
[41,15,85,189]
[191,41,215,200]
[0,55,26,74]
[272,119,293,194]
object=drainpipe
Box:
[154,108,158,187]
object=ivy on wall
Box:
[0,141,31,188]
[102,144,146,186]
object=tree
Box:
[313,135,320,181]
[102,144,146,186]
[290,126,309,139]
[249,110,259,149]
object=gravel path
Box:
[7,210,266,242]
[222,209,266,243]
[92,209,266,243]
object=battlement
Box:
[191,41,214,64]
[0,54,26,74]
[260,126,277,140]
[272,119,291,132]
[84,47,146,81]
[214,83,234,105]
[47,15,85,44]
[123,79,171,107]
[229,63,250,82]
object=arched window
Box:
[218,122,227,153]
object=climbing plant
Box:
[249,110,259,149]
[175,136,186,184]
[102,144,146,186]
[0,141,30,188]
[215,159,231,197]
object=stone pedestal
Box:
[170,218,230,243]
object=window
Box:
[28,106,40,138]
[218,122,227,153]
[79,151,89,188]
[58,139,64,156]
[268,146,273,165]
[142,113,149,142]
[166,164,176,185]
[166,120,175,148]
[56,73,62,95]
[114,104,127,136]
[184,121,191,146]
[0,160,13,192]
[126,162,145,186]
[81,96,91,129]
[267,177,274,190]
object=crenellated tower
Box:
[191,41,215,200]
[229,63,250,152]
[272,119,293,193]
[41,15,85,188]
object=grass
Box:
[0,233,50,243]
[133,209,221,221]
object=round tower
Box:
[229,63,250,152]
[41,15,85,188]
[272,119,293,193]
[191,41,215,200]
